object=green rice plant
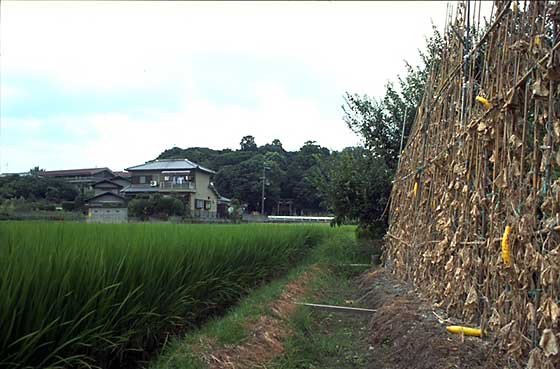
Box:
[0,222,331,368]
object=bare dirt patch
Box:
[357,268,506,369]
[196,267,320,369]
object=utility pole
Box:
[261,162,269,215]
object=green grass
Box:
[270,272,370,369]
[148,265,310,369]
[149,226,371,369]
[271,228,372,369]
[0,222,333,369]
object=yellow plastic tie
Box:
[413,182,418,197]
[476,96,491,109]
[535,35,541,47]
[502,226,512,266]
[446,325,483,337]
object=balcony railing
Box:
[159,181,196,191]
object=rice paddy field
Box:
[0,222,332,369]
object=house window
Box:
[195,199,204,209]
[204,201,212,210]
[139,176,146,184]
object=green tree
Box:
[331,28,442,233]
[324,147,391,234]
[128,195,185,220]
[29,166,45,176]
[240,135,258,151]
[0,175,78,203]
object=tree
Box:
[29,166,45,176]
[240,135,257,151]
[324,147,391,235]
[0,175,78,203]
[128,195,185,220]
[330,28,443,234]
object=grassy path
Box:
[270,266,372,369]
[147,227,373,369]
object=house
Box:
[41,167,115,192]
[92,179,124,196]
[39,167,131,193]
[111,171,132,188]
[85,177,131,223]
[122,158,229,218]
[85,192,128,223]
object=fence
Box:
[386,1,560,367]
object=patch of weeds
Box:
[146,267,306,369]
[271,251,372,369]
[273,304,370,369]
[147,341,207,369]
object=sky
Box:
[0,1,492,173]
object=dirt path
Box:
[193,266,321,369]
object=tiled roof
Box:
[112,171,132,178]
[86,191,126,202]
[93,179,123,188]
[125,159,215,174]
[42,167,112,177]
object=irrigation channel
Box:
[0,222,350,369]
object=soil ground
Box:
[272,266,506,369]
[356,269,505,369]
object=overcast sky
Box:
[0,1,492,173]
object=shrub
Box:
[128,195,185,220]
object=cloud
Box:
[1,83,359,172]
[0,1,495,173]
[1,1,454,95]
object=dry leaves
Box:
[385,2,560,369]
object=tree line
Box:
[158,137,331,215]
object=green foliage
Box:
[227,199,243,223]
[158,139,332,214]
[0,222,330,369]
[240,135,258,151]
[322,147,391,230]
[0,174,79,203]
[148,226,360,369]
[128,195,185,219]
[61,201,76,211]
